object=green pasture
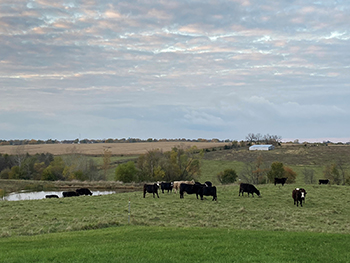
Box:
[1,226,349,263]
[1,183,350,262]
[1,184,350,237]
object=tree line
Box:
[0,151,102,181]
[0,138,228,146]
[115,146,202,183]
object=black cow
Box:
[160,182,173,193]
[76,188,93,196]
[179,183,202,199]
[204,181,212,187]
[45,194,59,198]
[143,183,159,198]
[292,188,307,207]
[239,183,261,197]
[274,177,287,186]
[62,191,79,197]
[319,179,330,185]
[199,185,217,201]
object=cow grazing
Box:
[179,183,202,199]
[274,177,287,186]
[143,183,159,198]
[62,191,79,197]
[76,188,93,196]
[173,180,195,193]
[292,188,307,207]
[199,185,217,201]
[45,194,59,199]
[319,179,330,185]
[239,183,261,197]
[160,182,173,193]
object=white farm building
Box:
[249,144,275,151]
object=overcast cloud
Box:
[1,0,349,142]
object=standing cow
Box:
[319,179,330,185]
[179,183,202,199]
[173,180,195,193]
[199,185,217,201]
[143,183,159,198]
[239,183,261,197]
[292,188,307,207]
[274,177,287,186]
[160,182,173,193]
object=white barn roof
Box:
[249,144,275,151]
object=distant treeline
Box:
[0,138,229,146]
[0,152,101,181]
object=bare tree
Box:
[12,145,26,167]
[302,168,315,184]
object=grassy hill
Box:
[200,144,350,184]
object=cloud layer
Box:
[1,0,350,141]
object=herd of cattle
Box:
[45,188,93,199]
[45,178,331,207]
[143,180,217,201]
[144,177,332,207]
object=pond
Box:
[2,190,117,201]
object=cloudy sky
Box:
[1,0,349,142]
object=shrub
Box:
[115,161,138,183]
[217,169,238,184]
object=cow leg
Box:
[156,192,159,198]
[143,190,146,198]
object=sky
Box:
[1,0,350,142]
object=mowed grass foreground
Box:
[1,226,350,263]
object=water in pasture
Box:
[3,190,117,201]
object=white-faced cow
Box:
[292,188,307,207]
[319,179,330,185]
[274,177,287,186]
[143,183,159,198]
[239,183,261,197]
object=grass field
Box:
[2,183,350,261]
[1,226,350,263]
[1,184,350,237]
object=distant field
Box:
[0,141,228,156]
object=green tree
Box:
[0,168,10,179]
[217,169,238,184]
[115,161,138,183]
[8,166,21,179]
[41,157,65,181]
[267,162,285,183]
